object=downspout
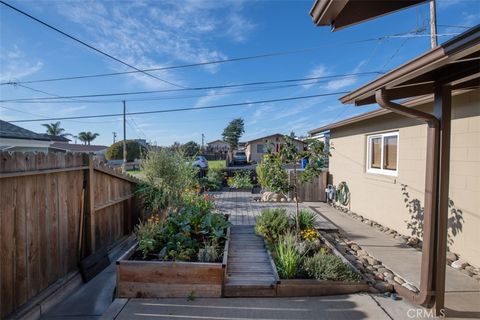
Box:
[375,89,439,308]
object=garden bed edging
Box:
[116,228,230,298]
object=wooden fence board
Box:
[0,151,139,318]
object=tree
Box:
[78,131,99,145]
[182,141,201,157]
[42,121,69,137]
[279,135,329,233]
[105,140,147,162]
[222,118,244,150]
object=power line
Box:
[1,72,382,103]
[0,0,183,88]
[9,91,349,123]
[0,29,433,87]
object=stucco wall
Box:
[328,90,479,267]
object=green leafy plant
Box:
[134,214,163,258]
[274,232,303,279]
[256,154,288,194]
[198,242,220,262]
[106,140,146,161]
[200,168,224,191]
[279,136,330,233]
[141,148,199,210]
[255,208,291,243]
[303,252,361,282]
[297,209,317,230]
[227,171,253,189]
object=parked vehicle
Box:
[233,151,248,165]
[193,156,209,170]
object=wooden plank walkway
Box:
[224,226,277,297]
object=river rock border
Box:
[322,232,418,293]
[330,203,480,282]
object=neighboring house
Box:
[50,142,109,159]
[206,139,230,153]
[245,133,306,164]
[308,88,479,268]
[309,131,330,169]
[0,120,53,152]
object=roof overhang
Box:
[309,0,426,30]
[341,26,480,106]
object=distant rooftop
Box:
[51,142,108,153]
[0,120,51,141]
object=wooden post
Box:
[434,84,451,316]
[86,154,96,254]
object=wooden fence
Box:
[0,152,140,318]
[288,170,328,202]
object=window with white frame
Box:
[366,131,398,176]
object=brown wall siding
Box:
[328,90,480,267]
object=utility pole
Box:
[201,133,205,150]
[112,131,117,144]
[430,0,438,48]
[122,101,127,173]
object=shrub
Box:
[135,214,163,258]
[135,182,168,215]
[141,148,199,210]
[274,232,303,279]
[200,168,224,191]
[255,208,290,243]
[228,171,253,189]
[303,252,361,282]
[256,154,288,194]
[106,140,146,162]
[297,209,317,230]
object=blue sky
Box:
[1,0,479,146]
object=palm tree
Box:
[78,131,100,145]
[42,121,69,137]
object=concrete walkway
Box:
[115,295,401,320]
[311,202,480,319]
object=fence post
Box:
[86,154,96,254]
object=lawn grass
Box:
[209,160,226,170]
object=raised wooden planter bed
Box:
[266,232,369,297]
[116,228,230,298]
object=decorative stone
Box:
[402,282,419,293]
[446,251,458,263]
[394,276,405,285]
[366,257,379,266]
[384,274,394,281]
[350,244,361,251]
[356,250,368,257]
[451,259,468,269]
[407,237,419,246]
[465,266,476,273]
[460,268,473,277]
[372,264,382,269]
[377,268,388,274]
[374,273,384,281]
[366,266,375,272]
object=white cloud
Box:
[0,46,43,82]
[303,64,329,89]
[55,1,255,88]
[325,76,357,90]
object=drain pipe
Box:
[375,89,439,308]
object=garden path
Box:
[213,190,337,230]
